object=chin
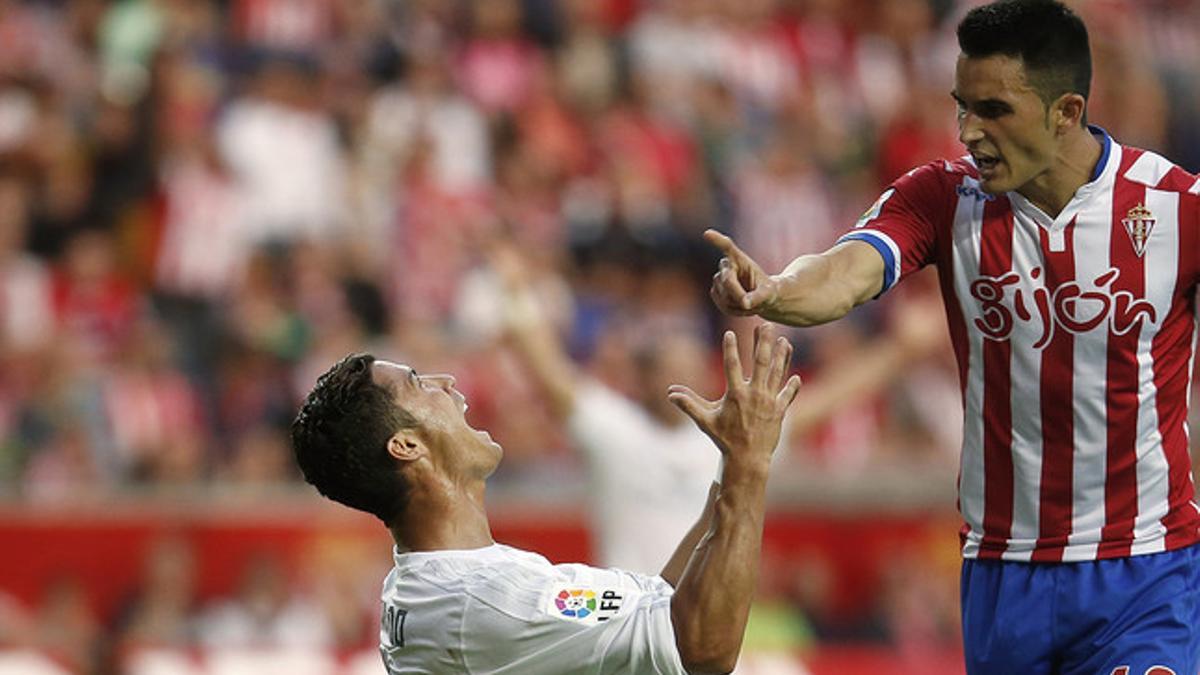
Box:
[978,176,1014,195]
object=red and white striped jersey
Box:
[841,127,1200,562]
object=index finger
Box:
[704,229,749,263]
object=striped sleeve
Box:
[837,161,951,295]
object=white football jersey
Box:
[379,544,688,674]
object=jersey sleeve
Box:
[836,161,951,296]
[458,565,687,675]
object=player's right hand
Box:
[667,323,801,461]
[705,229,778,317]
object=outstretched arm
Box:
[706,230,886,327]
[785,294,946,439]
[666,324,801,674]
[494,246,580,419]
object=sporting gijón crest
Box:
[1122,202,1155,257]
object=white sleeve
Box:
[457,567,687,675]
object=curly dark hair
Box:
[958,0,1091,113]
[291,353,417,525]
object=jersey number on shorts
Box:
[1110,667,1177,675]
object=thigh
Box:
[1060,545,1200,675]
[960,558,1058,675]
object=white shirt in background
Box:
[568,381,720,575]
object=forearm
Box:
[760,242,884,327]
[786,339,908,438]
[660,481,720,587]
[505,293,578,418]
[669,460,770,674]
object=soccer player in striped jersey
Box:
[707,1,1200,672]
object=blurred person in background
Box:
[707,1,1200,672]
[32,575,100,674]
[111,534,200,661]
[197,552,333,651]
[216,53,347,248]
[495,241,721,575]
[0,163,51,358]
[290,325,801,674]
[782,290,949,475]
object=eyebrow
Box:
[951,91,1014,112]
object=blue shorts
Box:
[961,544,1200,675]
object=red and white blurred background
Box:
[0,0,1196,673]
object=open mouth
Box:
[974,154,1001,174]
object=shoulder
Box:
[898,157,978,188]
[1118,145,1200,195]
[884,158,979,210]
[852,158,975,230]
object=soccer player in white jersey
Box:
[291,324,801,674]
[706,1,1200,673]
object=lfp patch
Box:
[546,586,625,624]
[555,588,597,618]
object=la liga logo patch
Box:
[545,586,626,624]
[555,589,597,619]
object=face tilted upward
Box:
[371,361,502,476]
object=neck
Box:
[390,477,493,553]
[1017,125,1102,217]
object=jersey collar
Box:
[1087,124,1113,183]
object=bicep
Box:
[822,239,889,308]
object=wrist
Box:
[719,454,771,486]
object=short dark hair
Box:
[957,0,1091,108]
[291,353,417,525]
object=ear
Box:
[1053,93,1086,133]
[387,430,426,462]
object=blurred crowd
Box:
[0,0,1197,497]
[0,0,1198,670]
[0,533,391,674]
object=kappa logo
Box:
[1122,202,1156,257]
[956,184,995,201]
[549,587,624,623]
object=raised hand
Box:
[705,229,779,317]
[667,324,801,462]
